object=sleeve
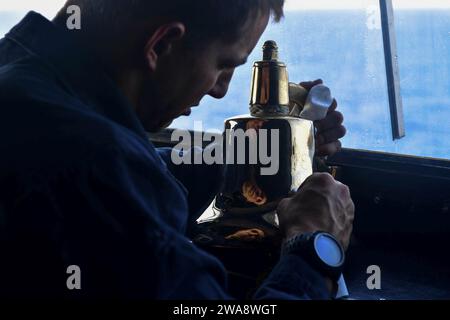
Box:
[2,144,331,300]
[1,145,231,299]
[157,146,224,227]
[254,254,332,300]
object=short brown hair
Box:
[157,0,285,44]
[66,0,285,44]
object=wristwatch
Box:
[282,231,345,281]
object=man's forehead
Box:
[218,37,260,63]
[215,46,249,68]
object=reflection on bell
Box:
[195,41,317,247]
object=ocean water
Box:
[1,10,449,160]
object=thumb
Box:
[299,79,323,91]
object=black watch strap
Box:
[282,232,345,281]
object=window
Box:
[0,0,64,36]
[172,0,450,160]
[1,0,448,160]
[391,0,450,159]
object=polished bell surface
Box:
[196,40,316,244]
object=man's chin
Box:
[142,119,171,133]
[161,109,190,129]
[161,120,174,129]
[145,121,173,133]
[144,108,190,132]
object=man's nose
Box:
[208,84,228,99]
[208,70,234,99]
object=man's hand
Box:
[299,79,346,157]
[277,173,355,250]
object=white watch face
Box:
[314,234,344,267]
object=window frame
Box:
[379,0,406,140]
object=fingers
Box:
[316,125,346,146]
[315,107,345,157]
[277,197,289,212]
[348,200,355,221]
[337,180,351,199]
[343,201,355,250]
[332,181,354,250]
[315,140,342,157]
[299,79,323,91]
[300,172,335,190]
[298,81,337,113]
[288,173,334,203]
[278,171,355,249]
[315,110,344,133]
[328,99,338,114]
[310,172,335,184]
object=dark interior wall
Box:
[327,149,450,237]
[149,130,450,299]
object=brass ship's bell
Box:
[197,40,333,243]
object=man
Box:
[0,0,354,299]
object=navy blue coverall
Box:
[0,12,330,299]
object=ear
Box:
[144,22,186,72]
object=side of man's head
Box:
[56,0,285,131]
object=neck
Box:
[116,71,143,110]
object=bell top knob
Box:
[262,40,279,61]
